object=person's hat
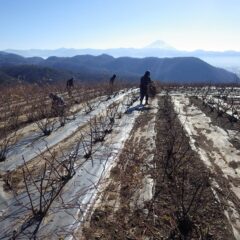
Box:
[145,71,150,76]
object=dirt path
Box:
[80,95,234,239]
[80,98,158,239]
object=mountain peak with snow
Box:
[144,40,175,50]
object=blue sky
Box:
[0,0,240,50]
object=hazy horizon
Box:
[2,40,240,52]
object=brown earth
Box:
[80,96,235,240]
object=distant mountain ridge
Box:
[4,40,240,59]
[0,51,239,85]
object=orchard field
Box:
[0,83,240,239]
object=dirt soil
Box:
[80,96,235,240]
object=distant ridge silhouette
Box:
[0,51,239,85]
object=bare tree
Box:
[9,142,80,239]
[0,95,19,162]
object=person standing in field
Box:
[66,78,74,97]
[109,74,116,94]
[140,71,152,105]
[109,74,116,86]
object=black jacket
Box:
[140,75,151,89]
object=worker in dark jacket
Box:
[66,78,74,97]
[109,74,116,94]
[140,71,152,105]
[109,74,116,86]
[49,93,66,126]
[66,78,74,88]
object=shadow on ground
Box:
[125,104,153,114]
